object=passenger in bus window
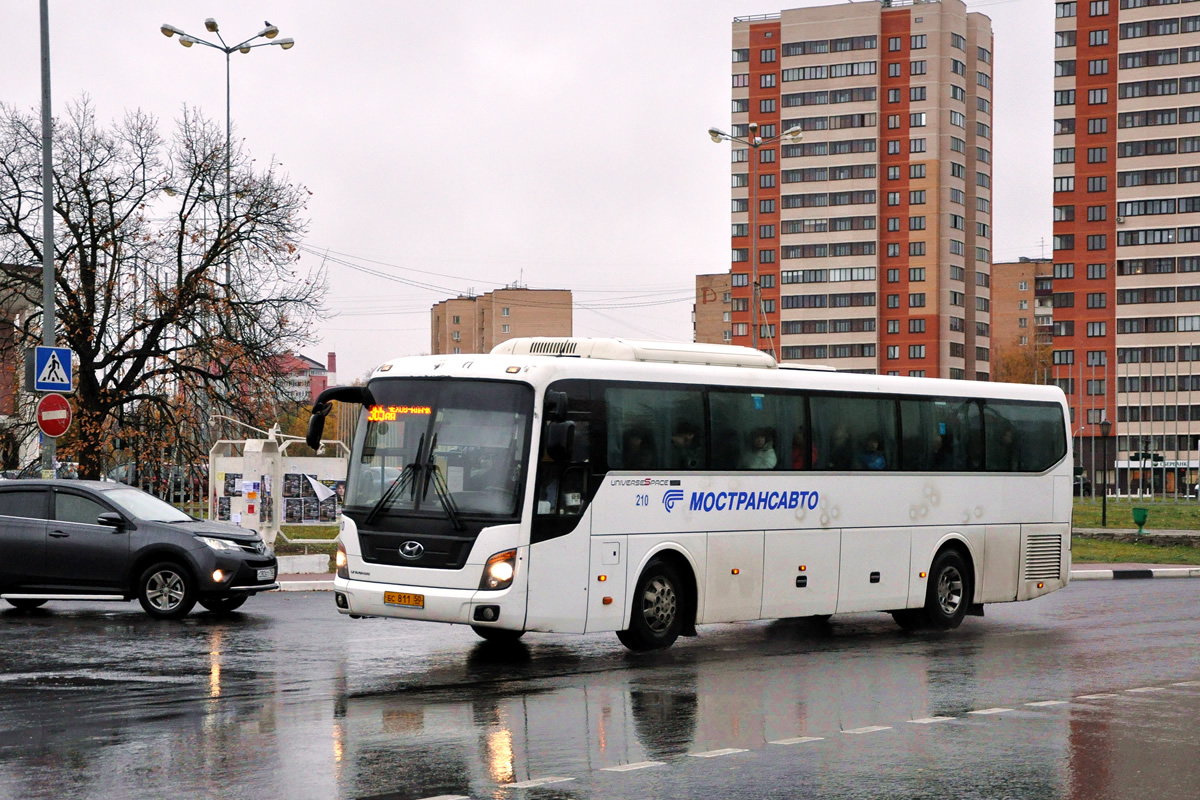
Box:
[741,427,777,470]
[669,420,703,470]
[791,427,814,469]
[856,433,886,470]
[932,432,955,470]
[622,427,657,470]
[825,423,853,470]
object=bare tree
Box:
[0,97,325,479]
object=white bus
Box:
[308,338,1072,651]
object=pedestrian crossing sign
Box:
[34,346,73,392]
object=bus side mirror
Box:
[545,421,575,462]
[307,385,376,449]
[545,391,569,422]
[306,402,331,450]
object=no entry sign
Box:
[36,393,72,438]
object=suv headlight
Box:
[198,536,242,553]
[479,549,517,590]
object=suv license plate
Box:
[257,568,275,581]
[384,591,424,608]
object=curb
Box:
[278,580,334,592]
[1070,568,1200,581]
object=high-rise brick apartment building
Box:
[1053,0,1200,493]
[727,0,994,378]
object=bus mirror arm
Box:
[307,385,377,449]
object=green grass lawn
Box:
[1073,497,1200,530]
[1072,536,1200,565]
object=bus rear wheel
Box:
[472,626,526,643]
[617,559,684,651]
[892,550,971,631]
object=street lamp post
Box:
[160,19,294,286]
[1100,417,1112,527]
[708,124,802,357]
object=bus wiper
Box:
[422,433,464,531]
[364,433,425,526]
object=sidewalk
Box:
[278,572,334,592]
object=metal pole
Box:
[1102,431,1109,526]
[39,0,56,477]
[225,48,232,289]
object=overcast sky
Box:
[2,0,1048,383]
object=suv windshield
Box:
[103,487,193,523]
[347,378,533,518]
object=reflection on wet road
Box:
[1,579,1199,799]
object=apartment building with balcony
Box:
[1053,0,1200,494]
[991,259,1055,381]
[727,0,994,378]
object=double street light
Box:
[708,122,803,356]
[1100,417,1112,527]
[160,18,294,285]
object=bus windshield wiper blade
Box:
[422,433,464,531]
[364,433,424,526]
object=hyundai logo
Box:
[399,541,424,560]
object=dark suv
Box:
[0,480,277,618]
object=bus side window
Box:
[710,391,783,471]
[811,394,897,471]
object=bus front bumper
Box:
[332,575,525,628]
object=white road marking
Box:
[688,748,748,758]
[1171,681,1200,687]
[416,796,471,800]
[909,716,956,724]
[1127,686,1165,693]
[1075,693,1119,699]
[843,725,892,734]
[769,736,825,745]
[968,707,1013,715]
[507,777,574,789]
[1025,700,1069,707]
[601,761,664,772]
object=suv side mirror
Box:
[97,512,124,530]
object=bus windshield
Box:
[346,378,533,519]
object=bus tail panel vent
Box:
[1025,534,1062,581]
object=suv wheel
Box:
[137,562,197,619]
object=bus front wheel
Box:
[617,559,684,651]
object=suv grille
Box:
[1025,533,1062,581]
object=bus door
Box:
[525,384,595,633]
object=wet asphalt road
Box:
[1,579,1199,800]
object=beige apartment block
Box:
[431,288,572,355]
[694,273,733,344]
[728,0,993,378]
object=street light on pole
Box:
[708,123,803,356]
[160,18,294,287]
[1100,417,1112,527]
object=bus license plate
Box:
[384,591,424,609]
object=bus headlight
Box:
[479,549,517,590]
[336,541,349,579]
